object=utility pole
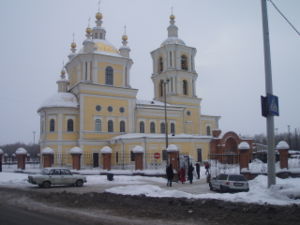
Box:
[163,79,170,151]
[261,0,276,187]
[33,131,36,144]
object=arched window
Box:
[105,66,113,85]
[171,123,175,134]
[49,119,55,132]
[120,121,125,132]
[150,122,156,133]
[67,119,74,132]
[181,55,188,70]
[158,57,163,73]
[159,80,164,97]
[95,119,101,131]
[183,80,188,95]
[160,122,165,134]
[108,120,114,132]
[206,126,211,136]
[139,121,145,133]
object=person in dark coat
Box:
[187,164,194,184]
[195,162,200,179]
[179,167,186,184]
[166,164,174,187]
[205,162,210,175]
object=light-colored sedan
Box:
[209,174,249,192]
[28,168,87,188]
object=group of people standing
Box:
[166,162,204,187]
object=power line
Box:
[268,0,300,36]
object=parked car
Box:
[28,168,87,188]
[209,174,249,192]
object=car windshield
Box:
[229,175,247,181]
[217,174,228,180]
[41,169,50,175]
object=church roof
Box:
[78,39,121,57]
[161,37,185,47]
[39,92,78,110]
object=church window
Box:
[49,119,55,132]
[139,121,145,133]
[95,119,101,132]
[171,123,175,134]
[67,119,74,132]
[119,107,125,113]
[108,106,113,112]
[150,122,156,133]
[158,57,163,73]
[197,149,203,162]
[187,111,191,116]
[159,80,164,97]
[183,80,188,95]
[105,66,113,85]
[206,126,211,136]
[95,33,98,39]
[120,121,125,132]
[160,122,166,134]
[85,62,88,80]
[96,105,101,112]
[181,55,188,70]
[130,151,135,161]
[169,52,172,67]
[108,120,114,132]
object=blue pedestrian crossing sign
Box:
[261,94,279,117]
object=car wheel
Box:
[42,181,51,188]
[75,180,83,187]
[220,185,227,193]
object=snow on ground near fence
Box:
[106,176,300,206]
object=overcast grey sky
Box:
[0,0,299,145]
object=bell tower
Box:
[151,13,201,134]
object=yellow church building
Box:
[38,10,220,170]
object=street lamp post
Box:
[261,0,276,187]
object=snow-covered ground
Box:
[0,171,300,206]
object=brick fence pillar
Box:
[132,146,144,170]
[41,147,54,168]
[16,147,27,170]
[167,144,179,171]
[276,141,290,169]
[238,142,250,171]
[70,147,83,170]
[101,146,112,170]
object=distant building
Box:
[38,9,228,169]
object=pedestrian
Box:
[179,167,186,184]
[187,164,194,184]
[205,162,210,175]
[166,164,174,187]
[195,162,200,179]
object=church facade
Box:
[38,10,221,169]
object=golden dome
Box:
[122,34,128,41]
[96,12,103,20]
[86,27,92,34]
[61,69,66,76]
[71,42,76,49]
[170,14,175,20]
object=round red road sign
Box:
[154,152,160,159]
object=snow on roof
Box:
[39,92,78,110]
[16,147,27,155]
[0,149,3,154]
[132,145,144,153]
[101,146,112,154]
[136,99,171,106]
[41,147,54,155]
[161,37,185,47]
[69,147,83,154]
[112,133,212,141]
[238,142,250,150]
[167,144,179,152]
[276,141,290,150]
